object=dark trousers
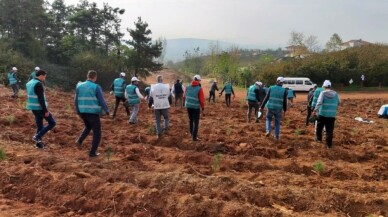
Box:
[175,94,183,107]
[77,113,101,155]
[113,96,129,117]
[225,94,231,107]
[11,84,19,97]
[316,116,335,148]
[306,106,312,126]
[247,101,259,122]
[209,91,216,102]
[32,110,56,140]
[187,108,200,140]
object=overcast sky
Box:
[59,0,388,48]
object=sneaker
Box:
[315,138,322,143]
[265,132,270,137]
[193,137,201,141]
[32,135,42,143]
[89,152,100,157]
[35,142,45,149]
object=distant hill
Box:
[164,38,263,63]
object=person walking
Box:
[313,80,340,149]
[246,81,261,123]
[183,74,205,141]
[125,77,145,124]
[286,87,296,107]
[7,67,20,98]
[144,86,151,100]
[111,72,130,119]
[29,66,40,81]
[305,85,317,126]
[149,75,171,138]
[219,81,235,107]
[311,83,324,131]
[75,70,109,157]
[171,79,184,107]
[208,80,219,103]
[26,70,56,149]
[259,77,287,140]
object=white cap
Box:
[193,74,201,81]
[12,67,17,71]
[277,77,285,83]
[255,81,263,86]
[322,80,331,87]
[131,77,139,82]
[35,66,40,71]
[213,80,217,83]
[120,72,126,77]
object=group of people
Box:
[7,66,340,157]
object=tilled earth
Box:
[0,71,387,217]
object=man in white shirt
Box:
[150,75,171,138]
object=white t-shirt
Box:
[151,83,170,109]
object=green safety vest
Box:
[76,80,102,114]
[8,72,17,85]
[126,85,140,105]
[185,85,201,109]
[318,92,339,117]
[247,85,257,102]
[113,78,125,97]
[266,85,285,110]
[26,79,48,110]
[312,87,323,108]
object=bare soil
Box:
[0,70,387,217]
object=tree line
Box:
[173,33,388,88]
[0,0,163,90]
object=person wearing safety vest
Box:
[183,74,205,141]
[311,84,324,131]
[286,87,296,107]
[110,72,130,119]
[26,70,56,149]
[219,81,235,107]
[260,77,288,140]
[29,66,40,81]
[246,81,262,123]
[144,86,151,100]
[8,67,20,98]
[313,80,340,149]
[125,76,145,124]
[149,75,171,138]
[208,80,219,103]
[75,70,110,157]
[171,79,184,108]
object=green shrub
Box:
[211,152,222,172]
[0,147,6,161]
[313,160,325,174]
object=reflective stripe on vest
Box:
[185,85,200,109]
[113,78,125,97]
[287,89,294,98]
[26,79,48,110]
[126,85,140,105]
[247,85,257,102]
[224,83,232,94]
[8,72,17,85]
[76,80,102,114]
[312,87,323,108]
[266,85,285,110]
[318,93,339,117]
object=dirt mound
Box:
[0,79,387,217]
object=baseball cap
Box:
[120,72,126,77]
[131,77,139,82]
[12,67,17,71]
[193,74,201,81]
[35,66,40,71]
[322,80,331,87]
[277,77,285,83]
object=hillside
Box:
[0,72,387,216]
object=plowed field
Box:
[0,70,387,217]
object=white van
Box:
[282,77,315,92]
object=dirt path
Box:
[0,72,387,217]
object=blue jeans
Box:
[154,109,169,135]
[32,110,56,139]
[265,109,283,138]
[77,113,101,155]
